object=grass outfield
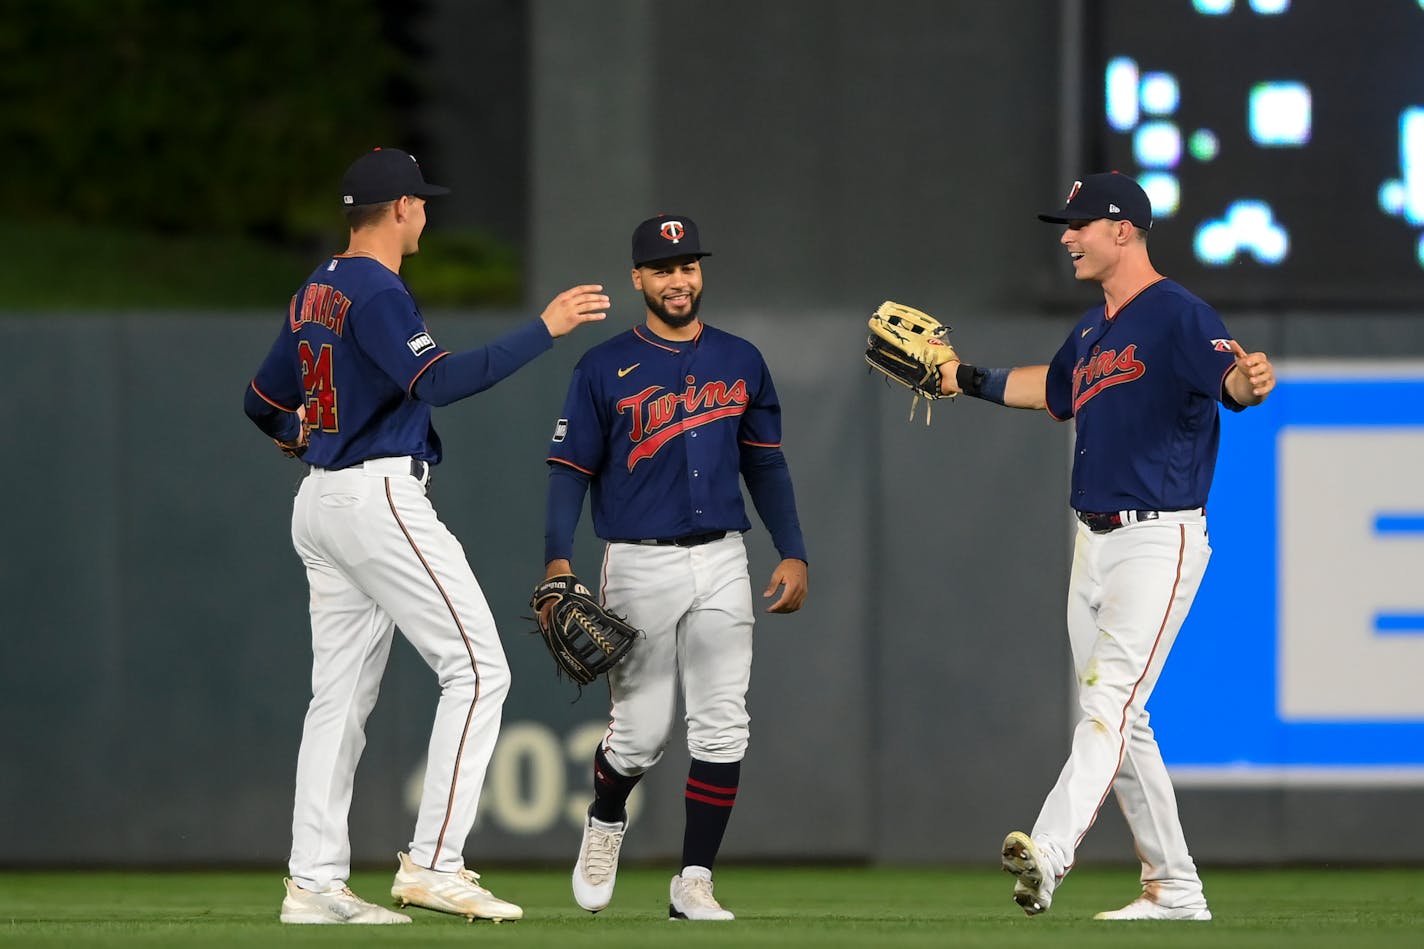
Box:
[1,865,1419,948]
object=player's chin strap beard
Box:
[645,291,702,329]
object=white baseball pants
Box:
[597,533,755,774]
[287,458,509,891]
[1032,510,1211,905]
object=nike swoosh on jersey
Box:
[618,363,641,377]
[1081,327,1093,338]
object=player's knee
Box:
[606,740,667,774]
[1079,689,1139,726]
[478,660,512,704]
[438,654,509,705]
[688,724,749,761]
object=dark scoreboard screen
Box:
[1082,0,1424,307]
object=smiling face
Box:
[632,256,704,329]
[1058,217,1140,283]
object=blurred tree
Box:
[0,0,402,240]
[0,0,522,307]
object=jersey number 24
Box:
[299,340,338,432]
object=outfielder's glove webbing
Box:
[529,575,639,689]
[864,300,958,424]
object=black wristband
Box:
[954,362,1009,405]
[956,362,986,397]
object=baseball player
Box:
[939,173,1275,920]
[542,214,808,921]
[242,146,608,924]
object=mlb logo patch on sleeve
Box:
[407,332,437,356]
[553,419,569,442]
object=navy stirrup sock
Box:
[681,758,741,871]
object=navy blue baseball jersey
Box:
[547,323,784,542]
[248,255,451,469]
[1045,278,1242,513]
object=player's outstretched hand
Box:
[938,358,963,396]
[763,558,808,614]
[541,284,610,338]
[1228,339,1275,402]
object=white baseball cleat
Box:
[279,877,411,924]
[1001,831,1055,916]
[390,851,523,922]
[668,868,735,921]
[1095,896,1213,920]
[572,809,626,912]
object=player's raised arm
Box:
[410,288,609,406]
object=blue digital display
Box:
[1089,3,1424,305]
[1149,368,1424,785]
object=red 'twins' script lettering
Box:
[617,376,750,470]
[1071,344,1146,412]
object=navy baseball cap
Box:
[631,214,711,266]
[1038,172,1152,230]
[340,147,450,206]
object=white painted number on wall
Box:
[404,720,642,834]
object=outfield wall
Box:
[2,310,1421,869]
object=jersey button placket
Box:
[680,353,702,518]
[688,451,707,517]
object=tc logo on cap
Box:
[660,221,685,243]
[1066,180,1083,202]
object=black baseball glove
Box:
[529,574,639,688]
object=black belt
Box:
[612,530,729,548]
[1077,510,1155,533]
[1076,509,1202,533]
